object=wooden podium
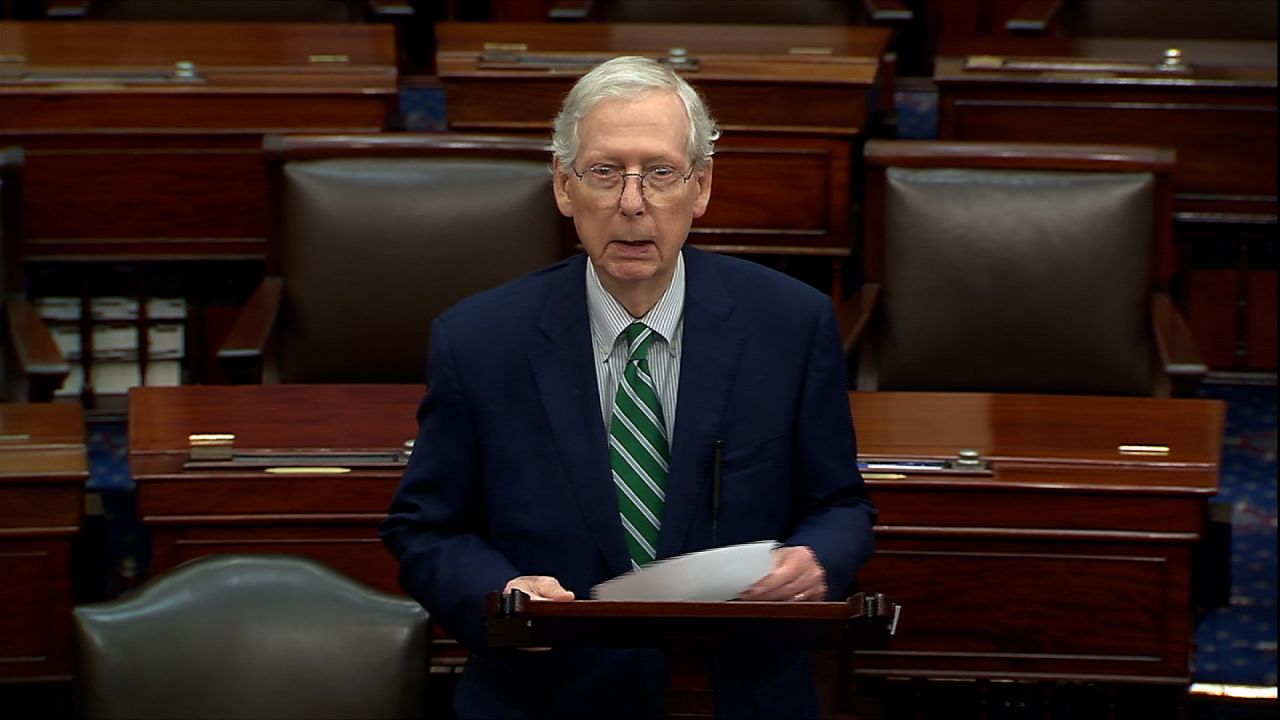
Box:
[485,589,899,718]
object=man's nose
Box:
[619,174,646,215]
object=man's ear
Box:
[691,158,713,219]
[552,158,575,218]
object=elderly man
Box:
[381,55,876,719]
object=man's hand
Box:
[502,576,573,652]
[503,575,575,602]
[737,546,828,602]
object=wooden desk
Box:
[933,38,1278,371]
[0,402,88,681]
[0,20,398,261]
[128,385,1223,684]
[435,22,895,299]
[851,391,1224,684]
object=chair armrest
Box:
[863,0,913,23]
[1152,292,1207,396]
[217,277,283,375]
[838,284,880,356]
[1005,0,1065,33]
[366,0,414,19]
[5,294,70,401]
[43,0,92,18]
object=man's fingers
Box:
[504,575,576,601]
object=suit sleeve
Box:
[783,298,877,598]
[379,317,521,651]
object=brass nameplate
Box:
[309,54,351,64]
[1119,444,1172,456]
[189,432,235,461]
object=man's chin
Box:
[600,257,663,285]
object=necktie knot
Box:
[624,322,657,363]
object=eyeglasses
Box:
[570,163,697,207]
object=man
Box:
[381,55,875,719]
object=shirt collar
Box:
[587,251,685,362]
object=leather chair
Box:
[218,133,570,384]
[842,140,1206,397]
[73,554,430,720]
[1,146,69,402]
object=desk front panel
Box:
[126,388,1222,683]
[0,403,87,681]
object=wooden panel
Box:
[0,544,72,679]
[856,540,1193,682]
[0,20,398,261]
[1186,268,1243,369]
[0,403,86,681]
[152,526,399,595]
[941,95,1276,209]
[0,401,84,447]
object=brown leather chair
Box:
[218,133,569,384]
[1,146,69,402]
[842,140,1206,397]
[73,554,430,720]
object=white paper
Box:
[590,540,779,601]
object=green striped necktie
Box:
[610,322,669,567]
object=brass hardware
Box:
[788,47,833,55]
[1160,48,1184,69]
[483,42,528,52]
[0,433,32,442]
[264,466,352,475]
[189,433,235,461]
[951,449,986,470]
[173,61,197,80]
[1119,444,1171,456]
[862,472,907,480]
[309,54,350,64]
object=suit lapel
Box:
[528,255,632,578]
[658,249,744,558]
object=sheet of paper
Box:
[591,540,779,601]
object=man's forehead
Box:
[577,91,689,158]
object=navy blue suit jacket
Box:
[381,247,876,719]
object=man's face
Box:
[553,89,712,296]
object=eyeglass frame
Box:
[568,162,700,204]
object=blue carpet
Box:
[1193,383,1278,686]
